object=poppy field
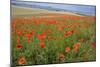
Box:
[11,6,96,66]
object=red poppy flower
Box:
[16,37,20,43]
[35,19,41,24]
[73,45,78,53]
[28,39,32,44]
[65,47,70,53]
[37,33,46,40]
[91,42,96,48]
[59,53,64,61]
[48,20,57,25]
[39,42,45,48]
[18,56,26,65]
[30,30,35,35]
[25,30,35,39]
[76,42,81,47]
[17,30,24,36]
[73,42,81,53]
[16,43,22,49]
[25,33,32,39]
[64,30,74,37]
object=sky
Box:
[11,0,96,5]
[11,0,96,16]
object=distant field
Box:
[11,5,96,66]
[12,6,82,17]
